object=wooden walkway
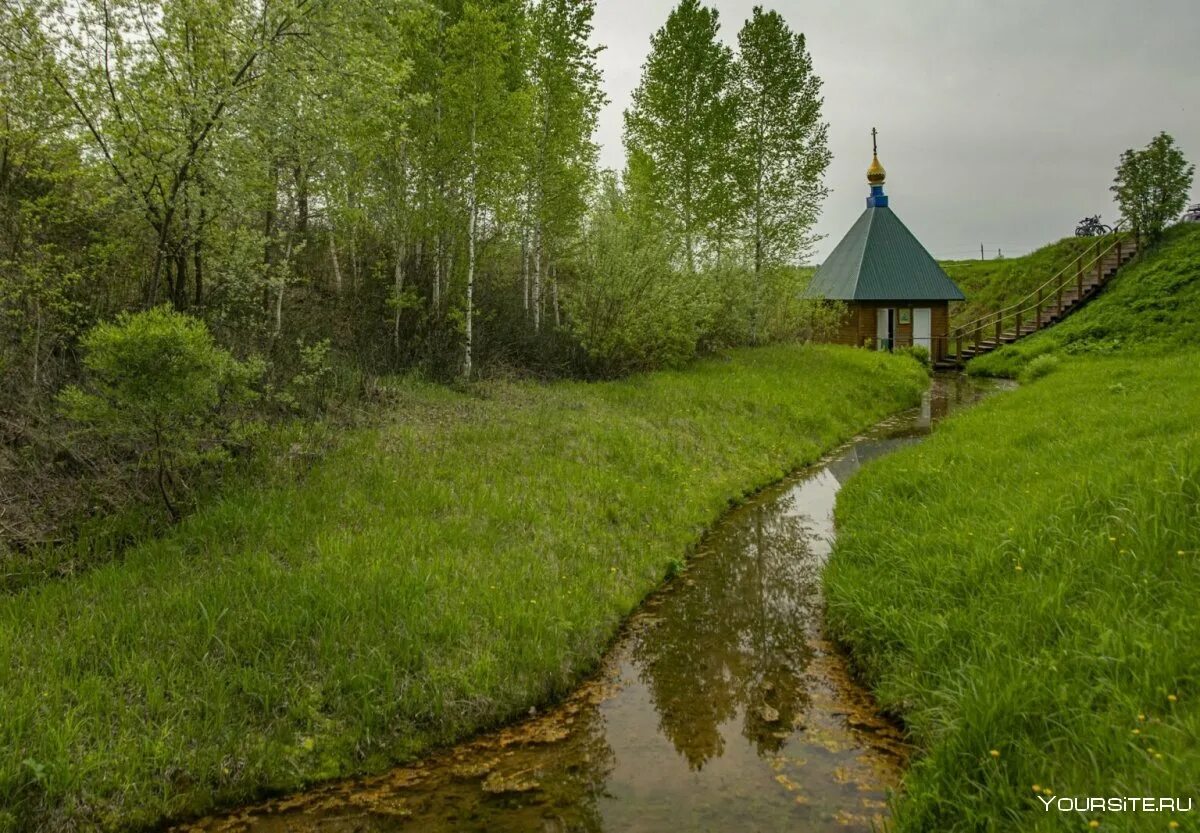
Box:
[934,230,1140,370]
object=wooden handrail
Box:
[953,222,1135,338]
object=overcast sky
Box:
[591,0,1199,262]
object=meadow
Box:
[826,224,1200,831]
[0,345,926,832]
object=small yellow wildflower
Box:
[1168,694,1178,703]
[1138,713,1146,722]
[1043,787,1053,795]
[1109,537,1117,543]
[1169,821,1179,829]
[1132,728,1141,735]
[989,749,1000,758]
[1089,821,1100,830]
[1032,784,1042,793]
[1178,550,1186,556]
[1155,753,1164,760]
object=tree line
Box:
[0,0,833,544]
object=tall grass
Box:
[0,345,926,832]
[825,354,1200,831]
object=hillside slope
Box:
[968,223,1200,376]
[942,236,1106,329]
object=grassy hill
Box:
[942,236,1108,330]
[968,223,1200,377]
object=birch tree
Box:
[443,2,527,377]
[732,7,829,339]
[525,0,605,331]
[623,0,736,272]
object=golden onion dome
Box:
[867,154,887,186]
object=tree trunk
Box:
[193,187,206,308]
[522,232,530,315]
[274,238,292,339]
[31,296,41,390]
[329,230,342,294]
[533,225,542,333]
[393,239,406,352]
[174,250,189,309]
[464,123,478,379]
[552,262,561,328]
[433,235,442,311]
[295,164,308,235]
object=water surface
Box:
[178,374,998,833]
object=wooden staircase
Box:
[935,230,1140,370]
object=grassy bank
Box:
[825,354,1200,831]
[0,345,925,832]
[969,224,1200,378]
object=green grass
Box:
[825,354,1200,831]
[0,344,927,832]
[943,236,1107,330]
[969,223,1200,378]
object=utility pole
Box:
[980,243,985,261]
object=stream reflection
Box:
[177,374,998,833]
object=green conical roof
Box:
[806,206,965,302]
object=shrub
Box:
[1017,352,1060,384]
[279,338,335,416]
[1112,131,1195,241]
[898,344,931,369]
[59,307,261,520]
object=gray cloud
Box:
[592,0,1199,261]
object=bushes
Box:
[1016,353,1060,383]
[566,180,838,377]
[59,308,261,520]
[898,344,931,369]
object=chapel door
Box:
[876,308,894,351]
[913,307,932,352]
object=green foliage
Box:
[0,346,926,830]
[826,354,1200,831]
[59,308,260,519]
[568,175,838,376]
[897,344,931,369]
[1112,131,1195,241]
[970,223,1200,377]
[732,7,830,276]
[278,339,335,416]
[567,178,714,375]
[624,0,737,271]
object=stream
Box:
[177,373,1000,833]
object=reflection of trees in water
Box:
[631,496,821,769]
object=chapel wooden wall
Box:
[825,301,951,361]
